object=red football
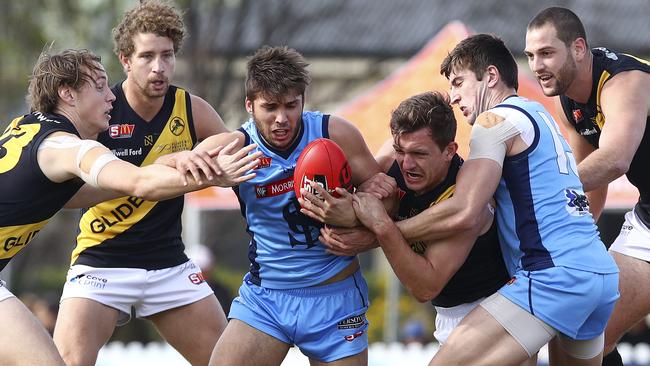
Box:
[294,138,353,200]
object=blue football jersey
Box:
[235,111,355,289]
[488,96,618,275]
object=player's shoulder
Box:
[475,111,506,128]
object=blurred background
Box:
[2,0,649,364]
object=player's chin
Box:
[404,180,423,192]
[96,119,110,132]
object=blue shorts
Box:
[499,266,619,340]
[229,270,369,362]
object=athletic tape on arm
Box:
[39,135,118,187]
[467,116,520,167]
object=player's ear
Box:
[444,141,458,160]
[118,52,131,73]
[572,37,588,62]
[58,85,75,106]
[245,98,253,114]
[486,65,500,88]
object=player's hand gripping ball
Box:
[293,138,352,201]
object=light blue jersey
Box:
[490,96,618,275]
[235,111,354,289]
[482,96,619,340]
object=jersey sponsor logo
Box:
[620,224,633,236]
[109,124,135,139]
[32,111,60,124]
[69,273,108,289]
[88,196,145,233]
[3,229,40,252]
[344,331,365,342]
[170,117,185,136]
[337,314,366,329]
[179,261,198,272]
[0,220,49,259]
[506,277,516,285]
[255,156,272,169]
[596,47,618,61]
[144,135,155,146]
[397,188,406,201]
[255,176,294,198]
[188,272,205,285]
[564,189,590,216]
[112,147,143,157]
[572,109,583,121]
[152,140,192,154]
[579,127,598,136]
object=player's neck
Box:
[121,80,165,122]
[491,86,517,109]
[54,106,96,139]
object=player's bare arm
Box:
[39,132,258,203]
[396,111,508,242]
[577,71,650,192]
[353,191,483,302]
[191,94,229,139]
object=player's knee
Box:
[56,343,94,366]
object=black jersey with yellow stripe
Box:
[387,154,509,308]
[72,83,197,269]
[560,48,650,225]
[0,112,84,270]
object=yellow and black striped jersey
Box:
[560,48,650,226]
[0,112,83,270]
[388,154,509,307]
[72,83,197,269]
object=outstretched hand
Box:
[164,146,225,185]
[210,139,263,187]
[298,182,358,227]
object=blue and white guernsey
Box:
[489,96,618,275]
[235,111,355,289]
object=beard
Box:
[544,56,578,96]
[137,78,169,98]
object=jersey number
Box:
[537,111,578,176]
[0,121,40,173]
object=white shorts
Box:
[0,280,13,302]
[434,297,484,344]
[609,210,650,262]
[60,260,214,325]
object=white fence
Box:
[96,341,650,365]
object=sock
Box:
[602,347,623,366]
